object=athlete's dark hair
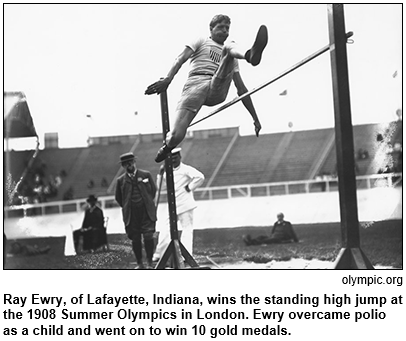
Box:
[209,14,231,29]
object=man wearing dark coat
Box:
[115,152,157,269]
[74,194,105,252]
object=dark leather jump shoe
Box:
[155,144,172,163]
[245,25,268,66]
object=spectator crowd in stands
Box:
[11,162,68,205]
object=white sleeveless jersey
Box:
[187,36,239,76]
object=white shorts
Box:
[176,71,234,114]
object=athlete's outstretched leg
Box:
[213,24,268,72]
[155,108,197,162]
[205,26,268,108]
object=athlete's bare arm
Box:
[145,47,194,95]
[233,71,262,136]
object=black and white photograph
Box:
[2,3,404,341]
[4,3,402,272]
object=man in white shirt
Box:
[153,148,205,261]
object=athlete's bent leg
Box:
[204,46,235,107]
[216,44,239,78]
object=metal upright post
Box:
[327,4,373,269]
[156,90,200,269]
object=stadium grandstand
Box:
[4,120,402,210]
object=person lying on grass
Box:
[243,212,299,246]
[8,242,51,256]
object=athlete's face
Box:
[210,20,230,44]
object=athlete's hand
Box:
[145,77,171,95]
[159,165,165,176]
[254,121,262,137]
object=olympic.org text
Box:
[342,275,402,286]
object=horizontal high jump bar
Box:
[189,31,353,128]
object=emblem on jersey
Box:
[209,48,221,64]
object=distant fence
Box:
[4,173,402,219]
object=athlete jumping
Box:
[145,14,268,162]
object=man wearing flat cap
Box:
[115,152,157,269]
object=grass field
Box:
[4,220,403,270]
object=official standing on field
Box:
[153,147,204,261]
[115,152,157,269]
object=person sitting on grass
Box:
[74,195,105,253]
[243,212,299,246]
